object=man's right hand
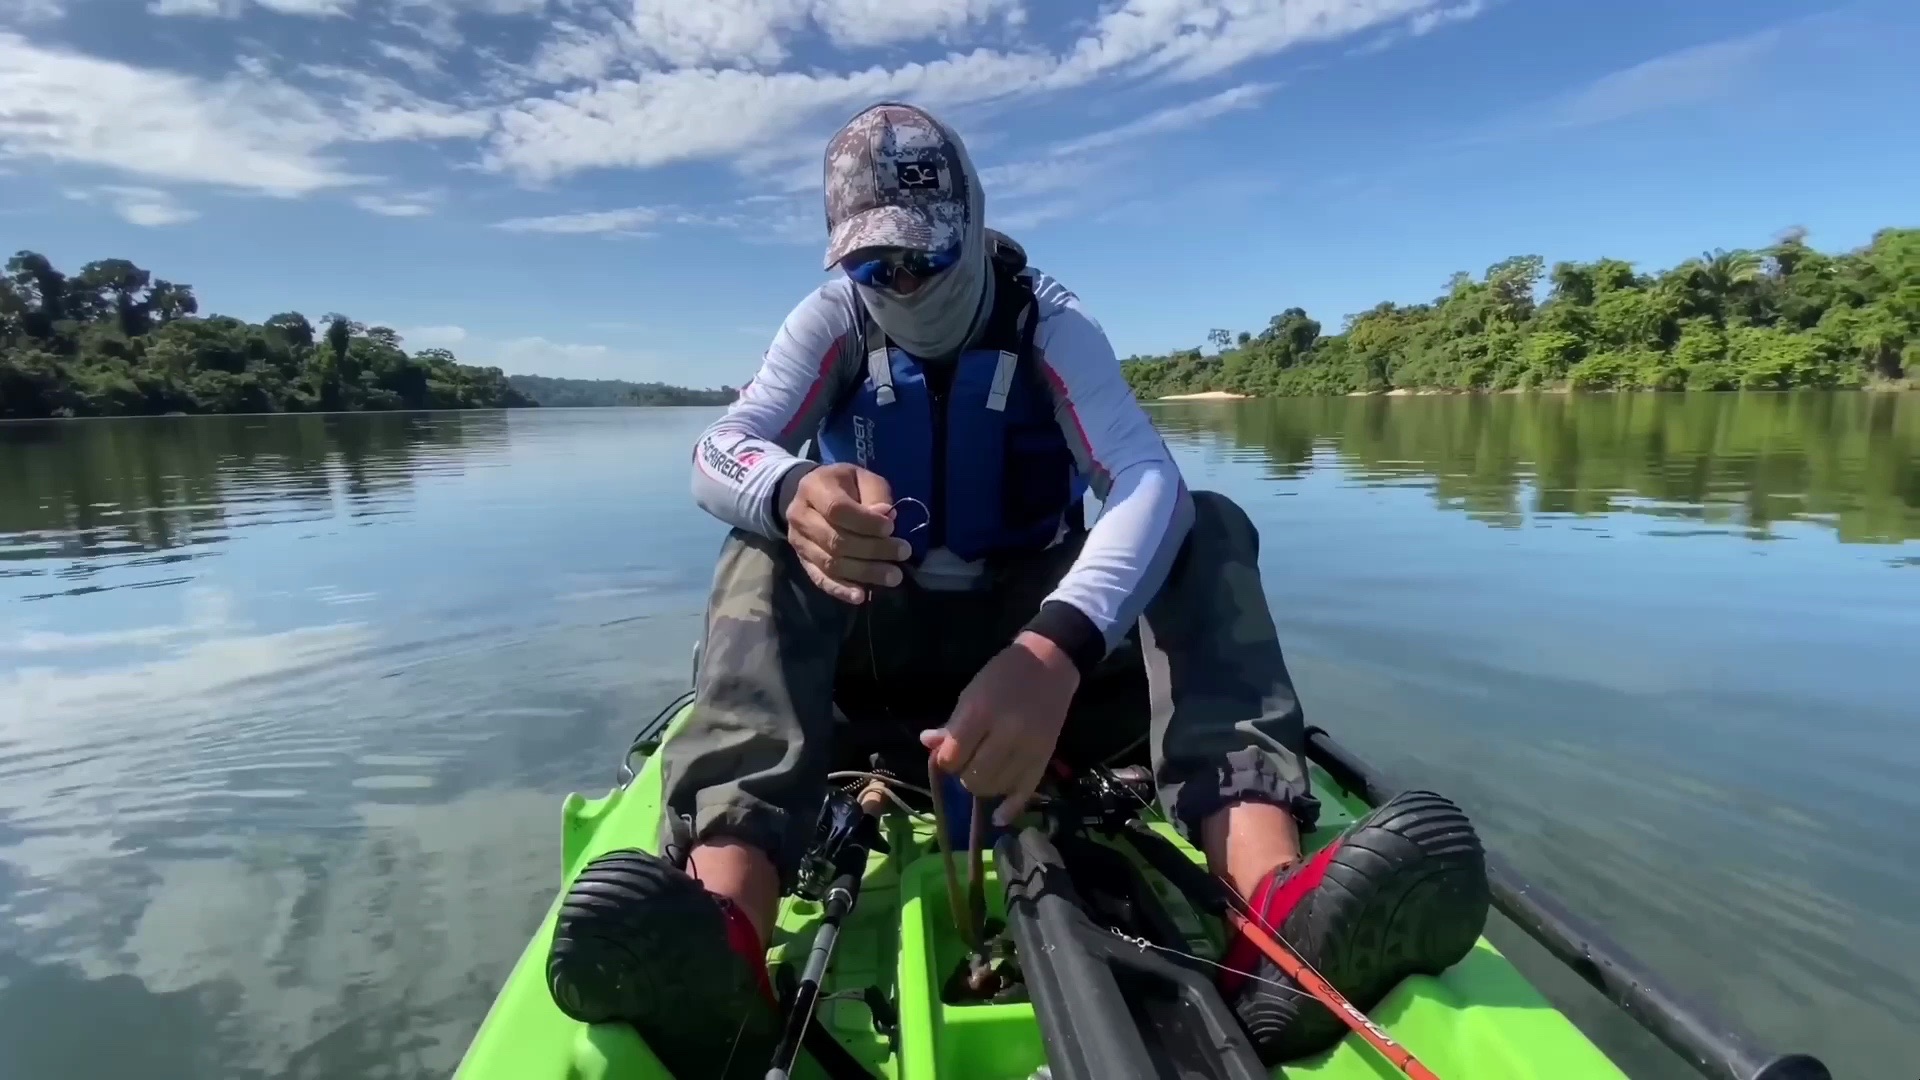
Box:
[784,463,910,604]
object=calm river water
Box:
[2,394,1916,1079]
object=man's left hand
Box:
[920,631,1081,827]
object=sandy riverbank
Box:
[1155,390,1248,401]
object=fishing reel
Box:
[1051,764,1156,831]
[794,786,889,903]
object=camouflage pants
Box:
[659,490,1319,885]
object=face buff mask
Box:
[821,103,993,362]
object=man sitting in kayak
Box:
[584,102,1491,1073]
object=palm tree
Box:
[1673,248,1761,322]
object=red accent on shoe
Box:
[1217,837,1344,998]
[718,898,777,1005]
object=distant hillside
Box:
[507,374,737,407]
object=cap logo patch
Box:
[893,160,944,190]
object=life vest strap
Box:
[867,345,896,406]
[985,350,1017,412]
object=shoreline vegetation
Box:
[1123,227,1918,401]
[11,226,1913,419]
[0,251,735,419]
[503,374,735,408]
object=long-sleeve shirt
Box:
[691,268,1194,671]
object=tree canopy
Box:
[505,374,735,407]
[1122,227,1920,399]
[0,250,540,418]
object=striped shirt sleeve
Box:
[690,283,857,537]
[1021,269,1195,667]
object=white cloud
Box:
[0,35,502,198]
[978,159,1082,200]
[418,329,666,379]
[994,196,1080,231]
[64,185,199,226]
[492,205,665,234]
[374,40,443,75]
[486,0,1456,183]
[353,190,439,216]
[520,17,632,86]
[396,324,468,348]
[490,195,822,244]
[1053,0,1444,83]
[0,0,63,24]
[489,79,1282,244]
[613,0,1024,71]
[397,325,657,380]
[971,85,1273,231]
[625,0,805,69]
[1408,0,1482,36]
[0,34,363,195]
[299,65,491,140]
[811,0,1024,50]
[485,48,1056,182]
[147,0,353,17]
[1049,81,1275,156]
[490,335,621,376]
[3,0,1484,226]
[1541,27,1784,131]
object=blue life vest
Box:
[816,252,1083,565]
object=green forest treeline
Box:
[0,251,542,417]
[504,374,736,408]
[1122,227,1920,399]
[12,228,1915,418]
[0,252,738,418]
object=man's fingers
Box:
[852,466,894,508]
[828,554,902,587]
[994,766,1044,827]
[825,528,909,563]
[824,497,896,537]
[791,534,899,589]
[960,731,1022,794]
[924,702,989,776]
[800,560,866,605]
[793,506,909,564]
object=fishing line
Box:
[1111,779,1348,1008]
[1109,780,1442,1079]
[825,771,933,798]
[1106,927,1312,1000]
[718,1001,755,1080]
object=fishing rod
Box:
[765,781,889,1080]
[1116,813,1443,1080]
[1053,762,1445,1080]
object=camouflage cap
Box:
[821,103,974,271]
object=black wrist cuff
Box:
[1022,600,1106,675]
[770,462,819,532]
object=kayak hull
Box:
[454,699,1631,1080]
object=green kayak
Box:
[454,689,1829,1080]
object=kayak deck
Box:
[455,701,1630,1080]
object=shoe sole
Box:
[546,849,779,1080]
[1238,790,1490,1062]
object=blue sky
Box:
[1,0,1914,387]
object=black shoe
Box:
[546,848,780,1080]
[1222,790,1490,1063]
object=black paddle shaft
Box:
[1301,726,1832,1080]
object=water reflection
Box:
[1153,392,1920,546]
[0,402,1914,1080]
[0,413,512,598]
